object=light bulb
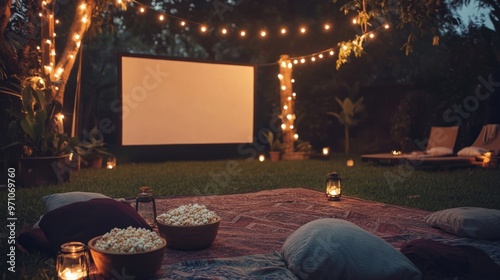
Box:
[300,27,306,33]
[240,31,246,37]
[300,58,305,63]
[261,30,267,37]
[281,28,287,34]
[293,60,298,64]
[324,24,331,30]
[278,74,283,79]
[201,26,207,32]
[281,85,286,90]
[140,7,145,13]
[159,15,165,21]
[330,50,335,55]
[384,24,390,29]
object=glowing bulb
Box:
[287,114,293,120]
[322,147,330,155]
[259,155,265,162]
[288,63,293,68]
[74,34,80,40]
[76,41,81,47]
[281,61,287,68]
[57,114,65,121]
[180,21,186,26]
[293,60,298,64]
[201,26,207,32]
[261,30,267,37]
[36,46,40,50]
[290,125,294,129]
[278,74,283,80]
[240,31,246,37]
[300,27,306,33]
[384,24,390,29]
[159,15,165,21]
[284,105,288,110]
[42,1,47,6]
[343,45,348,50]
[38,13,42,17]
[69,54,75,59]
[140,7,145,13]
[294,134,299,140]
[319,54,324,58]
[291,79,295,83]
[281,28,287,34]
[288,96,292,101]
[221,28,228,34]
[53,32,56,37]
[45,39,51,45]
[369,33,375,38]
[50,50,56,56]
[82,16,88,23]
[57,67,64,75]
[281,85,286,90]
[55,19,60,24]
[330,50,335,55]
[80,3,86,10]
[324,24,331,30]
[300,58,305,63]
[311,57,316,62]
[352,19,357,24]
[117,0,122,4]
[292,92,296,97]
[281,124,287,130]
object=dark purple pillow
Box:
[39,198,151,255]
[17,227,51,254]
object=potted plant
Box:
[74,127,113,169]
[263,131,284,162]
[2,76,78,187]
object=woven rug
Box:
[153,187,455,265]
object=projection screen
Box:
[119,55,255,146]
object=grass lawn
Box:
[2,154,500,279]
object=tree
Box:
[327,82,365,153]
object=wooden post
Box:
[278,55,295,155]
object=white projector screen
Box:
[120,55,255,146]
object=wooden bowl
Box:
[88,235,166,279]
[156,217,220,251]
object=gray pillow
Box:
[42,191,110,212]
[280,218,422,280]
[425,207,500,240]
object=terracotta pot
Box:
[90,155,103,169]
[19,154,71,187]
[88,236,166,279]
[269,151,281,162]
[156,217,220,251]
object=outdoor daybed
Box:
[17,188,500,279]
[362,124,500,169]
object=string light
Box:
[324,24,331,30]
[159,15,165,21]
[240,31,246,37]
[260,30,267,37]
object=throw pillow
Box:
[280,218,422,280]
[424,207,500,240]
[42,191,111,212]
[39,198,151,255]
[457,146,488,157]
[426,147,453,156]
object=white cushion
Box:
[457,146,488,157]
[426,147,453,156]
[280,218,422,280]
[425,207,500,240]
[42,191,110,212]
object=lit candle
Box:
[60,268,85,280]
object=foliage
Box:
[263,130,285,152]
[327,86,366,153]
[74,126,112,160]
[2,77,77,157]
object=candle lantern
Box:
[106,156,116,169]
[136,186,157,226]
[56,242,90,280]
[325,172,342,201]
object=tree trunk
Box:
[41,0,95,106]
[344,124,350,154]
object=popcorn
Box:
[93,227,163,253]
[156,204,219,226]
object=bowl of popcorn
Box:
[87,227,166,279]
[156,204,220,251]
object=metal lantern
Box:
[56,242,90,280]
[136,186,157,226]
[325,172,342,201]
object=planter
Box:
[19,154,71,187]
[269,151,281,162]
